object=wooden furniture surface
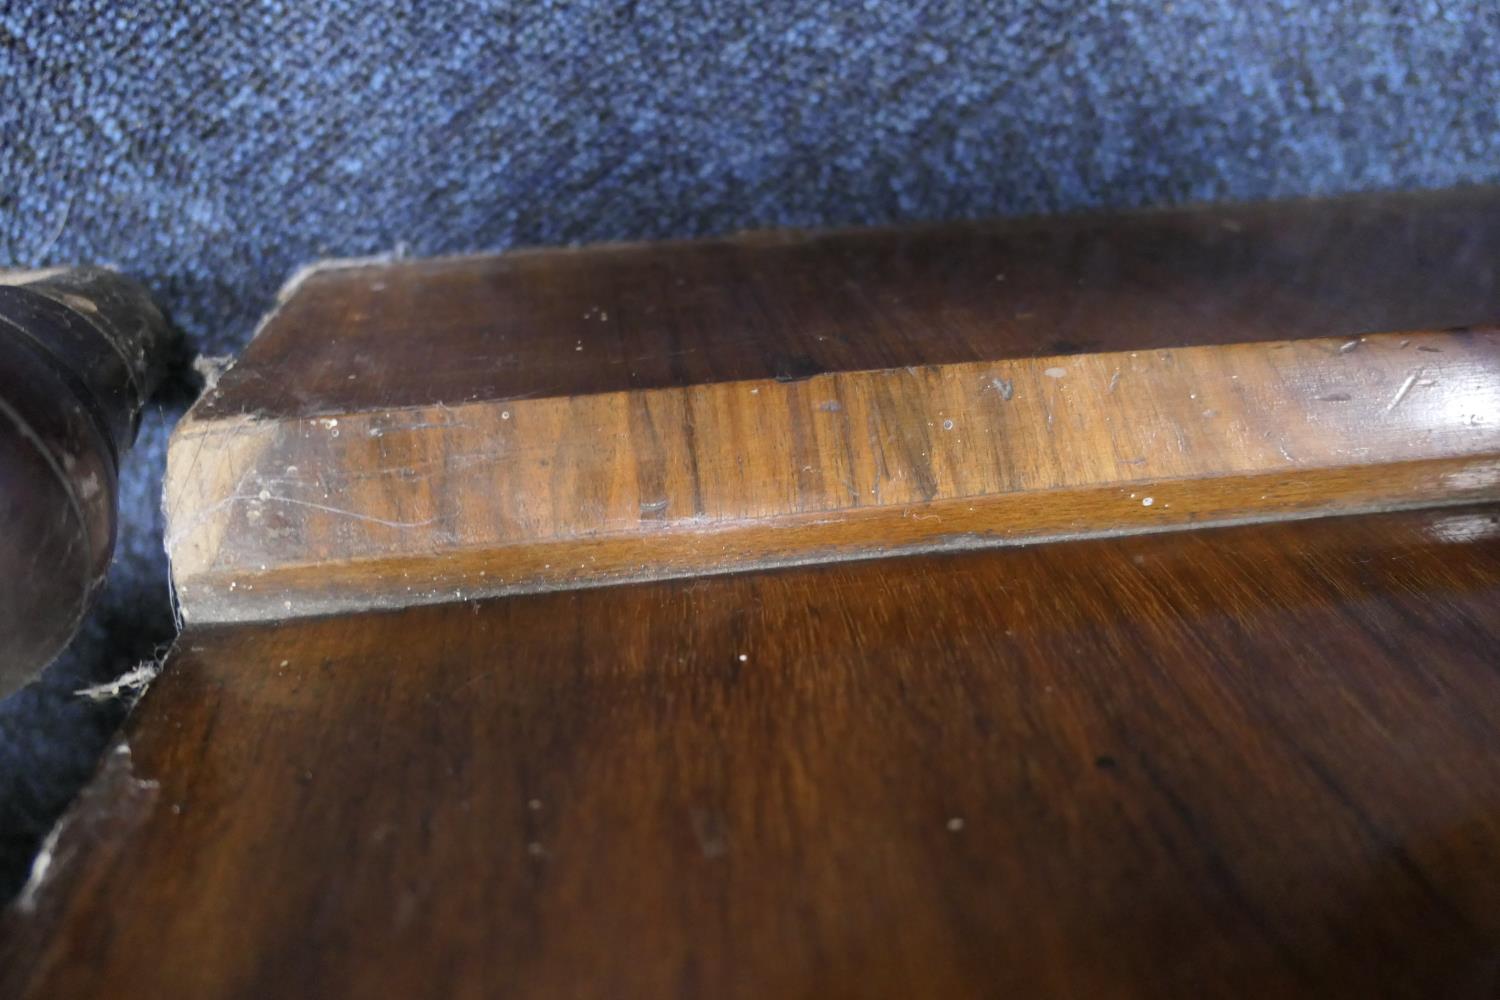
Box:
[169,326,1500,624]
[8,188,1500,998]
[168,188,1500,625]
[201,186,1500,418]
[8,506,1500,998]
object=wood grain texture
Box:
[8,505,1500,998]
[167,327,1500,623]
[199,186,1500,419]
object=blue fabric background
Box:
[1,0,1497,896]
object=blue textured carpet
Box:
[2,0,1498,898]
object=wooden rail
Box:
[167,328,1500,622]
[165,187,1500,621]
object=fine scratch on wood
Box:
[1387,369,1421,412]
[245,494,439,529]
[165,492,438,552]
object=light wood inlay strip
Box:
[165,329,1500,623]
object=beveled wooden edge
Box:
[165,329,1500,624]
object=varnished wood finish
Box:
[166,188,1500,624]
[16,191,1500,996]
[8,505,1500,997]
[167,319,1500,624]
[201,186,1500,419]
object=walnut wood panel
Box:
[167,328,1500,623]
[8,505,1500,997]
[198,186,1500,419]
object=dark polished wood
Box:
[8,505,1500,998]
[11,190,1500,997]
[200,186,1500,420]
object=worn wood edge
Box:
[254,184,1500,312]
[165,329,1500,624]
[0,743,159,998]
[171,457,1500,624]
